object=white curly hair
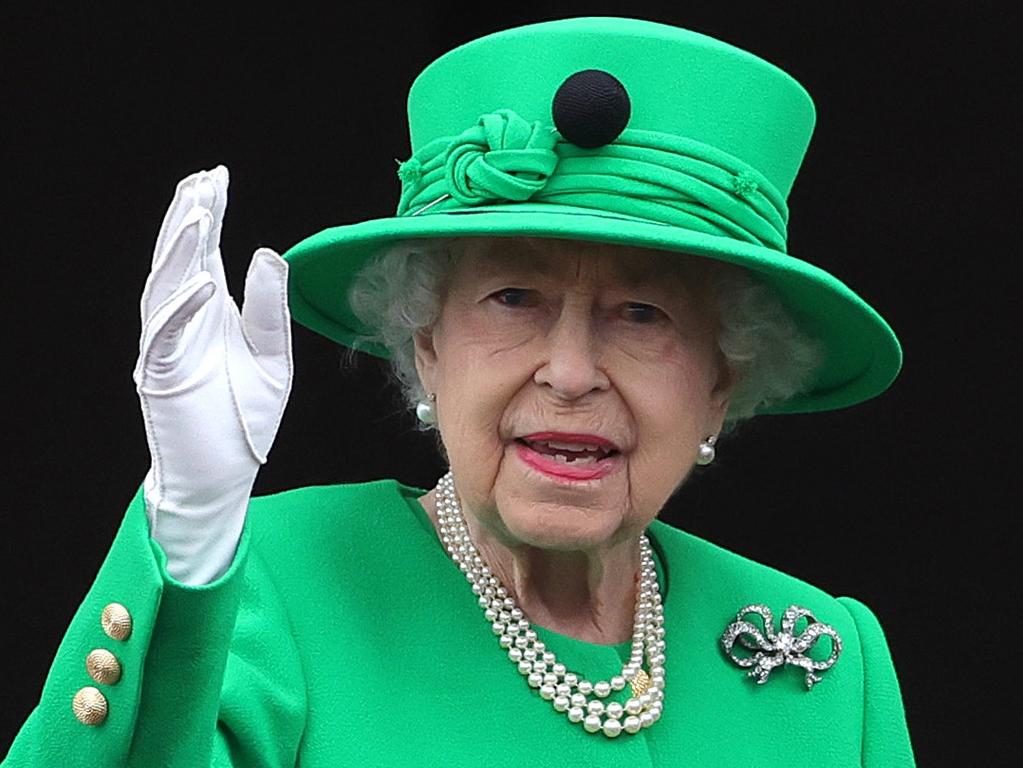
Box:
[347,237,822,433]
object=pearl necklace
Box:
[434,471,666,738]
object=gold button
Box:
[86,648,122,685]
[100,603,132,641]
[72,686,108,726]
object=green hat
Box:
[282,16,901,414]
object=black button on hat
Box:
[552,69,631,149]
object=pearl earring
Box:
[416,393,437,425]
[696,435,717,466]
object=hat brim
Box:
[282,202,901,415]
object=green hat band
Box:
[395,108,789,251]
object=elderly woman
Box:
[3,16,913,768]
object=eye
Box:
[490,288,538,308]
[622,302,665,324]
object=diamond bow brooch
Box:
[720,604,843,690]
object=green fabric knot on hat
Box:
[732,171,759,199]
[443,109,560,205]
[396,157,423,186]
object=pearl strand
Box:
[435,471,666,738]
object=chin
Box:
[496,500,626,552]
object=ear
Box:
[413,327,439,396]
[707,358,738,434]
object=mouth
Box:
[513,432,622,481]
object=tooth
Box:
[546,441,600,452]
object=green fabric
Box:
[282,17,903,415]
[3,480,915,766]
[401,109,562,210]
[398,123,788,252]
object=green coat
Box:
[3,479,915,766]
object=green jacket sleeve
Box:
[2,486,307,768]
[837,596,916,767]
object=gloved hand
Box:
[134,166,293,585]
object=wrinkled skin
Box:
[416,236,735,643]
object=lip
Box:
[513,438,622,482]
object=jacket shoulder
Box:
[649,518,849,611]
[649,520,907,752]
[246,478,425,536]
[248,478,420,514]
[242,479,433,589]
[650,518,914,764]
[649,518,868,685]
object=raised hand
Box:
[134,166,293,585]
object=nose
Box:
[533,298,610,400]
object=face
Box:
[414,236,734,554]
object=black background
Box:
[1,3,1016,763]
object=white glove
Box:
[133,166,293,586]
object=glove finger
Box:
[152,166,225,269]
[240,247,293,384]
[142,206,211,323]
[200,165,230,297]
[135,272,217,389]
